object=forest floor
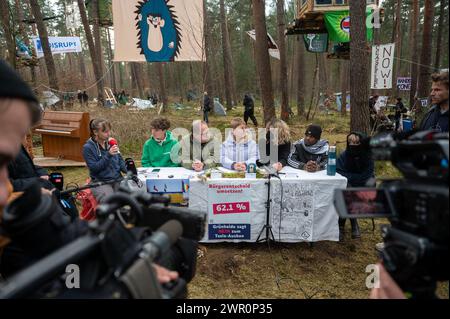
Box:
[35,101,449,299]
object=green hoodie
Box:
[141,131,180,167]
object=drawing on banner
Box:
[136,0,181,62]
[270,182,315,241]
[113,0,204,62]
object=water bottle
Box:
[327,145,336,176]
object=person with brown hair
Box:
[141,117,180,167]
[419,71,449,132]
[82,118,126,203]
[220,118,259,171]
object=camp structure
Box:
[286,0,382,59]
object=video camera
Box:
[334,130,449,298]
[0,172,207,299]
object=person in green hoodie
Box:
[141,117,180,167]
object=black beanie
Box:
[305,124,322,140]
[0,59,39,105]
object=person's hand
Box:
[40,175,49,180]
[305,161,318,172]
[272,162,283,172]
[233,162,246,171]
[192,160,204,172]
[370,263,406,299]
[153,263,179,284]
[108,145,119,156]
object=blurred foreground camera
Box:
[334,130,449,298]
[0,174,207,299]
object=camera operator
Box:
[0,60,180,294]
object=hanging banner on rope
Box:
[32,36,82,58]
[371,43,395,90]
[246,30,280,60]
[112,0,204,62]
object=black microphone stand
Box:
[256,169,277,243]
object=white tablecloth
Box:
[137,167,347,243]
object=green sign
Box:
[303,34,329,53]
[324,9,373,43]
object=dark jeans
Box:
[244,110,258,126]
[203,111,209,124]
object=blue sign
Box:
[208,224,251,240]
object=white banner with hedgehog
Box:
[112,0,204,62]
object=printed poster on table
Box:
[207,181,266,241]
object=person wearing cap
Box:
[287,124,329,172]
[336,132,375,240]
[0,59,88,277]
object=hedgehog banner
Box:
[112,0,204,62]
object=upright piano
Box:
[32,111,90,162]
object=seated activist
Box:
[336,132,375,240]
[176,120,217,172]
[141,117,180,168]
[257,118,291,172]
[220,118,259,171]
[82,119,127,204]
[287,124,328,172]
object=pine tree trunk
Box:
[0,0,16,68]
[391,0,402,98]
[318,54,329,97]
[77,0,104,103]
[277,0,289,121]
[157,63,168,113]
[202,0,214,98]
[416,0,435,100]
[252,0,275,125]
[91,0,104,104]
[296,36,305,117]
[106,27,117,93]
[29,0,60,105]
[409,0,419,108]
[349,0,370,134]
[15,0,37,87]
[306,54,319,121]
[131,63,144,98]
[220,0,236,109]
[434,0,446,71]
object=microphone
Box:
[141,220,183,261]
[108,138,120,154]
[125,158,138,176]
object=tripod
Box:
[256,174,275,242]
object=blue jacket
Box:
[82,138,126,182]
